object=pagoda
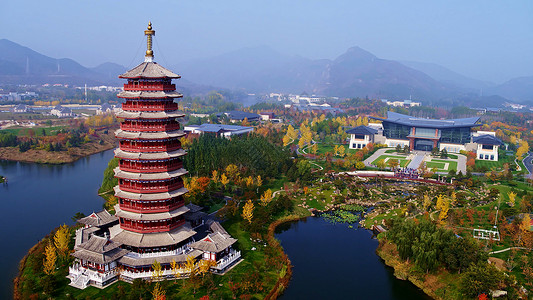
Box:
[110,22,200,278]
[68,22,240,289]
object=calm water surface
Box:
[1,150,430,299]
[276,217,431,300]
[0,149,115,299]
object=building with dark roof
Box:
[184,123,253,138]
[346,125,378,149]
[370,111,481,152]
[472,133,504,161]
[222,111,260,123]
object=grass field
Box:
[0,126,65,137]
[372,155,410,168]
[425,159,458,172]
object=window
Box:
[479,154,483,159]
[490,155,494,160]
[482,144,493,150]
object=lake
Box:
[1,149,430,299]
[276,217,431,299]
[0,149,115,300]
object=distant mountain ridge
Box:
[1,38,532,106]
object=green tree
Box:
[460,263,503,297]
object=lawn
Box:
[372,155,411,168]
[425,159,458,172]
[0,125,65,137]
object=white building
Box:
[51,105,74,118]
[184,124,253,138]
[346,125,378,149]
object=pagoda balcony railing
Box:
[119,144,180,152]
[120,123,180,132]
[125,243,193,259]
[121,219,185,233]
[213,250,241,271]
[121,268,191,280]
[122,103,178,111]
[123,83,176,91]
[119,162,183,173]
[119,202,183,214]
[119,182,184,193]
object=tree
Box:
[311,143,318,155]
[256,175,262,187]
[220,173,229,188]
[152,282,166,300]
[403,145,410,154]
[260,189,273,206]
[198,259,217,277]
[395,144,402,153]
[225,164,239,180]
[43,241,57,275]
[54,224,70,258]
[508,191,516,207]
[171,259,181,281]
[388,158,399,169]
[436,195,450,224]
[460,262,503,298]
[376,159,386,170]
[423,194,431,211]
[152,259,163,282]
[242,200,254,224]
[211,170,219,183]
[337,145,345,157]
[185,255,197,278]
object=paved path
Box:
[489,247,529,254]
[523,152,533,179]
[363,148,390,167]
[456,153,467,174]
[407,153,425,169]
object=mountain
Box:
[486,76,533,104]
[400,60,494,91]
[174,46,328,93]
[90,62,127,84]
[316,47,456,101]
[0,39,104,85]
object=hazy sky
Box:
[2,0,533,83]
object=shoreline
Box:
[376,237,444,300]
[0,142,116,165]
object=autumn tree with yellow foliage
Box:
[260,189,273,206]
[436,195,450,224]
[242,200,254,224]
[43,241,57,275]
[54,224,70,258]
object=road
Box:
[523,152,533,179]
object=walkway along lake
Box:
[0,149,115,300]
[276,217,431,299]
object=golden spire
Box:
[144,21,155,61]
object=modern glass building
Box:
[371,112,480,152]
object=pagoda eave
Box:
[112,224,196,248]
[114,167,188,180]
[115,129,185,140]
[115,204,189,221]
[114,148,186,160]
[114,186,188,200]
[115,110,185,119]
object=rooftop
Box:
[473,134,504,146]
[372,111,480,128]
[188,123,253,133]
[345,125,378,135]
[119,62,180,79]
[78,210,118,227]
[223,111,260,121]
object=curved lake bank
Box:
[0,149,114,300]
[276,217,431,300]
